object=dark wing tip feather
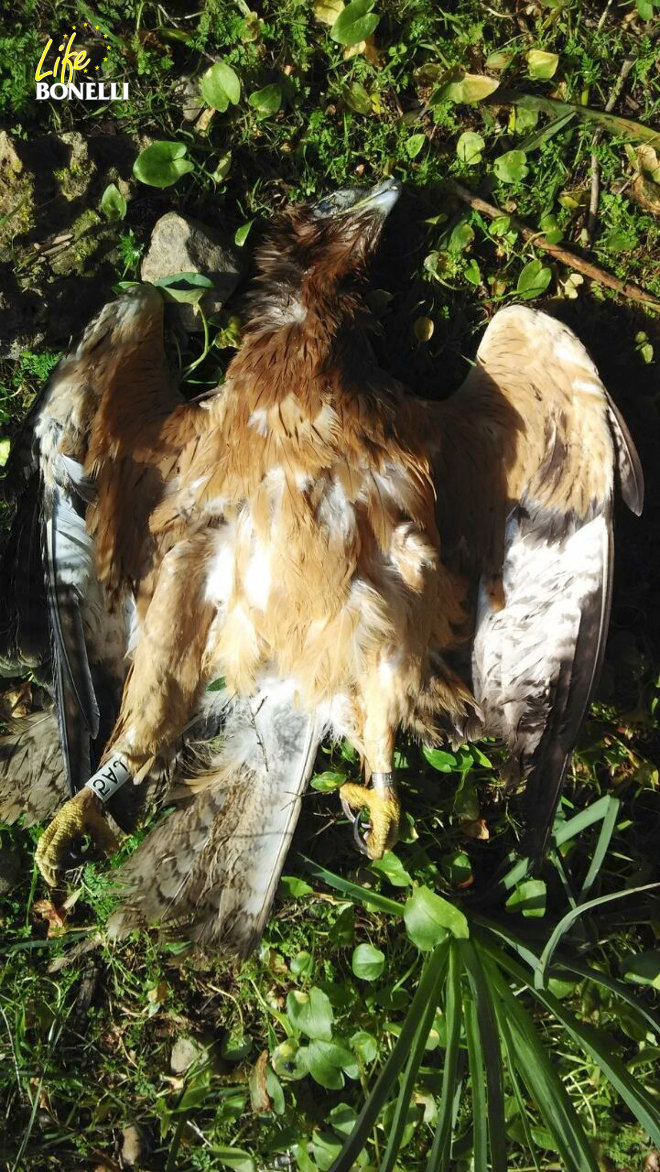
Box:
[606,394,644,516]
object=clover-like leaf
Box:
[331,0,379,45]
[403,885,469,950]
[248,83,282,117]
[153,271,213,306]
[527,49,559,80]
[493,148,529,183]
[431,69,499,105]
[286,987,334,1040]
[133,141,195,188]
[100,182,127,221]
[295,1039,357,1089]
[456,130,485,165]
[199,61,241,111]
[516,258,553,300]
[351,943,385,980]
[406,132,426,158]
[505,877,547,917]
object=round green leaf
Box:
[295,1039,356,1089]
[100,182,127,221]
[351,943,385,981]
[493,149,529,183]
[527,49,559,80]
[422,746,458,771]
[403,885,469,950]
[350,1029,378,1064]
[248,83,282,117]
[290,950,314,977]
[516,258,553,300]
[432,70,499,105]
[456,130,485,165]
[330,0,379,45]
[505,877,547,917]
[234,219,255,248]
[199,61,241,111]
[369,849,412,887]
[311,770,346,792]
[406,132,426,158]
[133,141,195,188]
[441,850,473,886]
[622,950,660,990]
[271,1038,305,1081]
[286,987,334,1040]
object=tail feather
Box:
[109,684,321,956]
[0,709,68,825]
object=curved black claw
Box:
[341,795,357,824]
[353,811,371,856]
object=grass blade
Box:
[460,940,507,1172]
[300,856,402,915]
[492,89,660,145]
[426,941,463,1172]
[555,958,660,1038]
[329,940,449,1172]
[463,987,488,1172]
[487,962,599,1172]
[379,947,449,1172]
[537,883,660,988]
[578,796,620,900]
[496,1008,542,1172]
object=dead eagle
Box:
[0,179,643,956]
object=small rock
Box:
[141,212,241,331]
[170,1034,208,1075]
[177,75,204,123]
[0,847,21,897]
[121,1123,149,1168]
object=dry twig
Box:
[448,180,660,310]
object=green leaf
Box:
[406,133,426,158]
[464,258,481,285]
[297,1039,356,1089]
[133,141,195,188]
[100,182,127,221]
[422,746,458,771]
[493,149,529,183]
[328,1103,359,1138]
[505,878,547,917]
[330,0,380,45]
[312,1130,343,1170]
[496,88,660,146]
[211,153,232,184]
[516,258,552,300]
[404,886,469,950]
[279,875,313,898]
[210,1147,256,1172]
[350,1029,378,1064]
[456,130,485,165]
[271,1038,305,1081]
[441,850,473,887]
[248,84,282,117]
[431,70,499,105]
[0,438,11,467]
[526,50,559,80]
[341,81,372,114]
[369,850,412,887]
[622,950,660,990]
[539,211,563,244]
[286,987,334,1040]
[207,676,226,692]
[199,61,241,111]
[290,950,314,977]
[426,942,463,1170]
[234,220,254,247]
[153,271,214,306]
[351,943,385,981]
[311,770,346,792]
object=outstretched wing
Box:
[432,306,643,857]
[1,286,178,822]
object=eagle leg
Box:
[35,787,118,886]
[340,774,401,859]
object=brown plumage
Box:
[0,180,643,954]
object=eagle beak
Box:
[355,177,402,218]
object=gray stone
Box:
[141,212,241,331]
[170,1034,208,1075]
[121,1122,149,1167]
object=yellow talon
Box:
[35,788,118,887]
[340,781,401,859]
